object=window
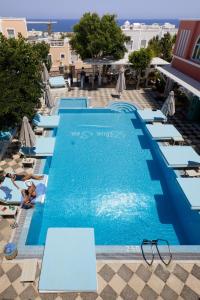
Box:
[141,40,147,48]
[176,29,190,57]
[60,53,65,59]
[192,37,200,62]
[7,29,15,38]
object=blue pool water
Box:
[26,109,199,246]
[59,98,87,109]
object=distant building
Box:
[121,21,177,53]
[172,20,200,82]
[0,17,86,73]
[0,17,28,38]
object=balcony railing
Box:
[49,40,64,47]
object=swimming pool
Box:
[26,108,200,246]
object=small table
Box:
[34,127,44,135]
[0,205,18,218]
[22,158,35,168]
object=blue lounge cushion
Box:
[159,146,200,168]
[49,76,66,88]
[177,178,200,210]
[0,175,48,204]
[137,109,167,122]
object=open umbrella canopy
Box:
[42,63,49,83]
[45,85,54,109]
[161,91,175,117]
[19,116,36,148]
[116,67,126,96]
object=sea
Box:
[27,19,179,32]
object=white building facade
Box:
[121,21,178,53]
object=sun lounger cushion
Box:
[33,114,60,128]
[177,178,200,210]
[159,146,200,168]
[20,137,55,157]
[49,76,66,88]
[137,109,167,123]
[0,175,48,204]
[146,124,183,141]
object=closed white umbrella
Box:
[161,91,175,117]
[116,67,126,97]
[19,116,36,149]
[45,85,54,109]
[42,63,49,83]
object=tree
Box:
[148,35,161,57]
[0,34,48,130]
[70,12,128,60]
[129,48,153,89]
[148,33,177,62]
[32,41,51,70]
[159,33,174,62]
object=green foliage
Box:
[129,48,153,89]
[148,35,161,57]
[70,12,128,60]
[33,41,51,70]
[0,34,48,130]
[129,48,153,72]
[148,33,176,62]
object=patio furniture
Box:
[20,137,55,157]
[39,228,97,293]
[49,76,66,88]
[137,109,167,123]
[0,175,48,205]
[33,114,60,128]
[184,168,200,177]
[34,127,44,135]
[159,146,200,168]
[146,124,184,144]
[0,205,18,217]
[20,259,38,283]
[22,157,35,168]
[177,178,200,210]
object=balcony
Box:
[50,40,64,47]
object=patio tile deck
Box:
[0,87,200,299]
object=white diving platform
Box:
[39,228,97,293]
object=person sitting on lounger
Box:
[21,182,36,209]
[3,173,43,190]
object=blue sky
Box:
[1,0,200,19]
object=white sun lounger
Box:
[0,175,48,205]
[20,137,55,157]
[39,228,97,293]
[159,146,200,168]
[146,124,184,143]
[49,76,66,88]
[20,259,38,283]
[33,114,60,128]
[177,178,200,210]
[137,109,167,123]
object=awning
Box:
[156,64,200,98]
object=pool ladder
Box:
[141,239,172,266]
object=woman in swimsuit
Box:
[5,173,43,190]
[21,183,37,209]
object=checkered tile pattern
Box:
[1,87,200,299]
[0,261,200,299]
[51,86,158,110]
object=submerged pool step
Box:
[108,102,138,112]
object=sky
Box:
[1,0,200,19]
